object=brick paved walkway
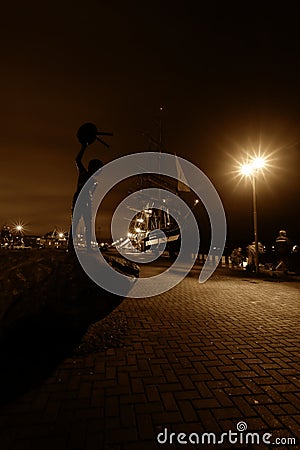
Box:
[0,267,299,450]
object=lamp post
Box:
[240,157,265,274]
[252,174,259,274]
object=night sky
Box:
[1,2,300,248]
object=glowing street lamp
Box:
[240,157,266,176]
[239,156,266,274]
[240,163,254,176]
[252,157,265,170]
[12,222,25,235]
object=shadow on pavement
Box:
[0,250,137,405]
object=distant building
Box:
[0,225,13,248]
[23,235,43,248]
[0,225,68,250]
[40,229,68,249]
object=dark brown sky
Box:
[1,2,300,245]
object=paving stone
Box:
[136,414,155,440]
[120,404,136,427]
[176,400,198,423]
[105,396,120,417]
[0,267,299,449]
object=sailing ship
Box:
[115,112,192,258]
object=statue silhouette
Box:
[68,123,112,250]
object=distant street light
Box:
[12,222,25,235]
[239,156,266,274]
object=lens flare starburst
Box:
[11,220,27,235]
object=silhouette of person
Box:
[246,241,264,272]
[68,143,103,250]
[275,230,292,272]
[230,247,243,268]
